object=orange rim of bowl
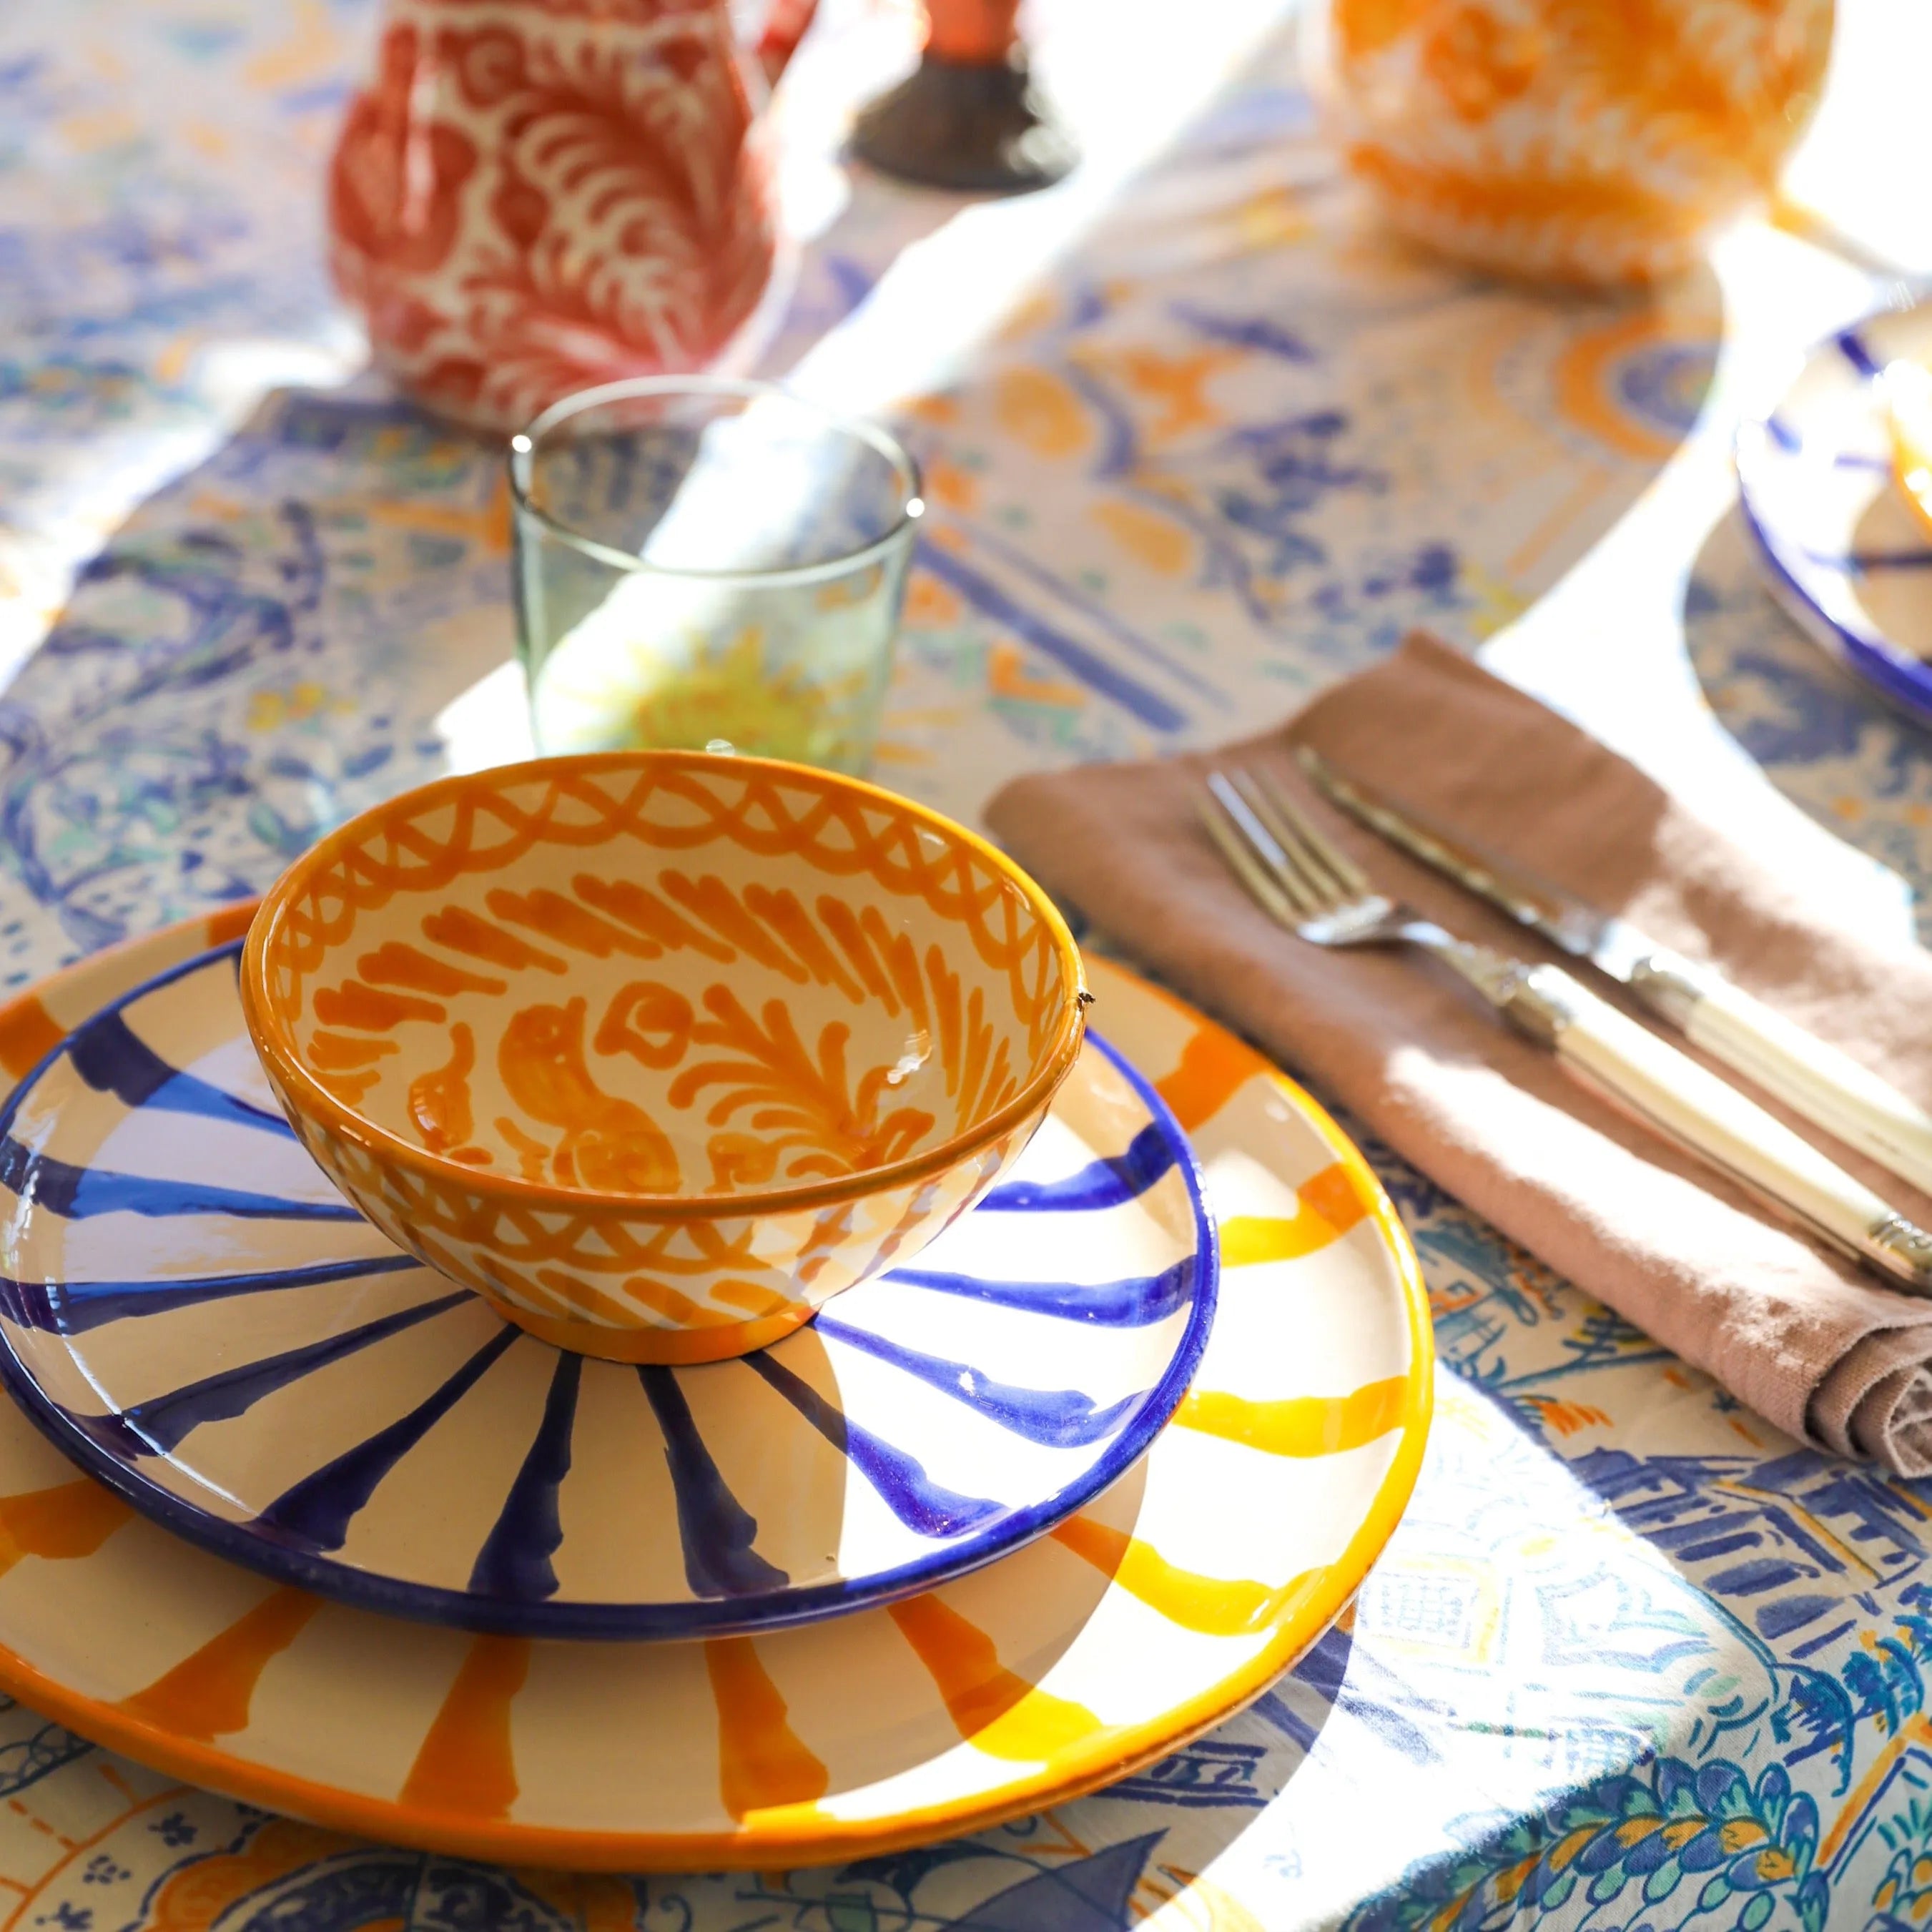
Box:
[240,751,1090,1223]
[0,937,1431,1873]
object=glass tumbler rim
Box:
[507,375,925,588]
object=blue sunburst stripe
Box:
[0,1137,361,1223]
[638,1366,785,1599]
[66,1010,294,1137]
[470,1351,582,1602]
[254,1325,520,1552]
[814,1316,1139,1448]
[59,1289,472,1459]
[0,934,1219,1640]
[885,1255,1198,1327]
[1835,327,1881,378]
[746,1351,1004,1539]
[0,1253,423,1337]
[977,1121,1177,1213]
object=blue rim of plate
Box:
[0,937,1219,1639]
[1735,307,1932,728]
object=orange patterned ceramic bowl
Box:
[240,753,1087,1364]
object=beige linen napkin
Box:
[986,632,1932,1473]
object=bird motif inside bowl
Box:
[241,753,1088,1363]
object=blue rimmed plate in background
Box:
[1736,300,1932,724]
[0,940,1216,1639]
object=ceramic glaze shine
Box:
[242,754,1087,1361]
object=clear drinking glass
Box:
[509,377,922,774]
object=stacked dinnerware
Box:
[0,751,1427,1867]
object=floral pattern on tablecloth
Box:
[2,1,1932,1928]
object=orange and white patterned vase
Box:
[327,0,817,434]
[1314,0,1834,285]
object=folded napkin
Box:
[986,632,1932,1474]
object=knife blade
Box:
[1298,745,1932,1198]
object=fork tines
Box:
[1200,765,1366,925]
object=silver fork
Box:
[1201,769,1523,1009]
[1201,763,1932,1297]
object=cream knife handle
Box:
[1627,952,1932,1198]
[1502,963,1932,1296]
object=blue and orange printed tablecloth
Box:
[4,0,1932,1925]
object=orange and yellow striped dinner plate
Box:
[0,920,1431,1870]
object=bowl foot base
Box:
[480,1295,815,1363]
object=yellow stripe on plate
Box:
[1050,1517,1327,1638]
[1220,1162,1369,1266]
[1176,1374,1410,1457]
[888,1594,1110,1761]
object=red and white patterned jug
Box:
[327,0,817,433]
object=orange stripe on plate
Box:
[0,1480,129,1577]
[1153,1026,1254,1132]
[1221,1161,1369,1266]
[119,1586,319,1742]
[705,1637,829,1819]
[1176,1374,1410,1457]
[0,998,64,1081]
[888,1594,1106,1760]
[204,902,258,947]
[401,1634,528,1818]
[1049,1517,1325,1638]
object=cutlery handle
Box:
[1629,955,1932,1198]
[1503,964,1932,1294]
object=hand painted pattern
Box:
[242,757,1083,1357]
[666,985,943,1186]
[0,942,1213,1639]
[327,0,783,432]
[258,761,1068,1063]
[314,864,1027,1188]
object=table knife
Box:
[1299,746,1932,1199]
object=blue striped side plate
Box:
[1736,301,1932,721]
[0,942,1217,1639]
